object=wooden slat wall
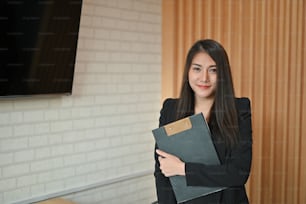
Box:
[162,0,306,203]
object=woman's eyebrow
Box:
[191,63,202,67]
[192,63,217,68]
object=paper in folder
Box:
[152,113,225,203]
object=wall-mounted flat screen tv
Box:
[0,0,82,97]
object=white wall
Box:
[0,0,161,203]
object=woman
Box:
[154,39,252,203]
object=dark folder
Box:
[152,113,225,203]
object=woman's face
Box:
[188,52,217,100]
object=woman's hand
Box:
[156,149,185,177]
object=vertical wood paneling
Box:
[252,1,265,202]
[240,1,255,197]
[176,0,184,96]
[261,1,272,202]
[261,1,276,203]
[229,0,242,94]
[161,0,176,101]
[300,11,306,200]
[162,0,306,203]
[273,0,283,201]
[194,0,202,39]
[287,2,299,203]
[299,3,306,203]
[204,0,213,38]
[277,0,290,202]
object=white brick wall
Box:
[0,0,161,203]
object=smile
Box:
[197,85,210,89]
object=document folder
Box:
[152,113,225,203]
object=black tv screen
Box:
[0,0,82,97]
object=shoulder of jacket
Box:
[235,97,252,119]
[161,98,178,115]
[235,97,251,107]
[162,98,178,107]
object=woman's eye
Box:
[192,67,201,72]
[208,67,217,73]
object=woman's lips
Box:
[197,85,210,89]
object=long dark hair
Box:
[176,39,239,148]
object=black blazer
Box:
[154,98,252,204]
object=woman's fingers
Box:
[156,149,171,158]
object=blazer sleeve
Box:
[185,98,252,187]
[154,99,177,203]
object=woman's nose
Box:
[200,70,209,83]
